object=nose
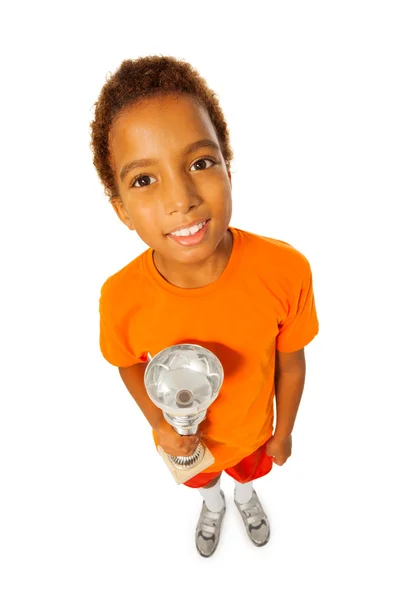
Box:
[162,169,201,215]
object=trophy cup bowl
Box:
[144,344,224,483]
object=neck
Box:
[153,229,233,289]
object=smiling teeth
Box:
[171,220,207,237]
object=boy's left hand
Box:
[265,434,292,466]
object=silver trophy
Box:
[144,343,224,484]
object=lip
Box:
[166,218,210,235]
[167,218,210,247]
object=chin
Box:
[171,246,212,262]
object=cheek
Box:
[137,205,164,235]
[208,178,231,202]
[218,185,232,214]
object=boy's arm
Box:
[266,348,306,465]
[117,362,202,457]
[274,347,306,439]
[118,361,164,430]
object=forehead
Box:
[109,94,217,161]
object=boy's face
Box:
[108,93,232,265]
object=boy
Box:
[91,55,319,558]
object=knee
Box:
[202,473,222,489]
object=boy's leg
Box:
[198,473,223,511]
[234,480,254,503]
[202,473,222,488]
[226,440,273,547]
[194,473,226,558]
[233,483,270,546]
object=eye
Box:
[189,157,217,171]
[130,174,157,188]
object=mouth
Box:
[166,219,211,247]
[165,218,210,236]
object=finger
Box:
[182,438,195,450]
[187,436,201,447]
[183,439,198,451]
[172,447,191,457]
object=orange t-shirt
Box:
[98,226,319,473]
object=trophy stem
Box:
[167,440,205,470]
[163,410,207,435]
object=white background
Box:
[1,1,399,598]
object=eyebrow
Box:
[119,138,221,182]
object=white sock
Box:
[234,480,254,504]
[199,478,224,512]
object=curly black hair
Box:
[89,55,234,203]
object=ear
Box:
[110,198,135,231]
[227,167,232,188]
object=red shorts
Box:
[183,437,273,488]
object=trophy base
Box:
[157,444,215,484]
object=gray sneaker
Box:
[195,490,226,558]
[234,489,270,546]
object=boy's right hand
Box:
[156,419,201,457]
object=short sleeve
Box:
[275,259,319,352]
[98,282,147,368]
